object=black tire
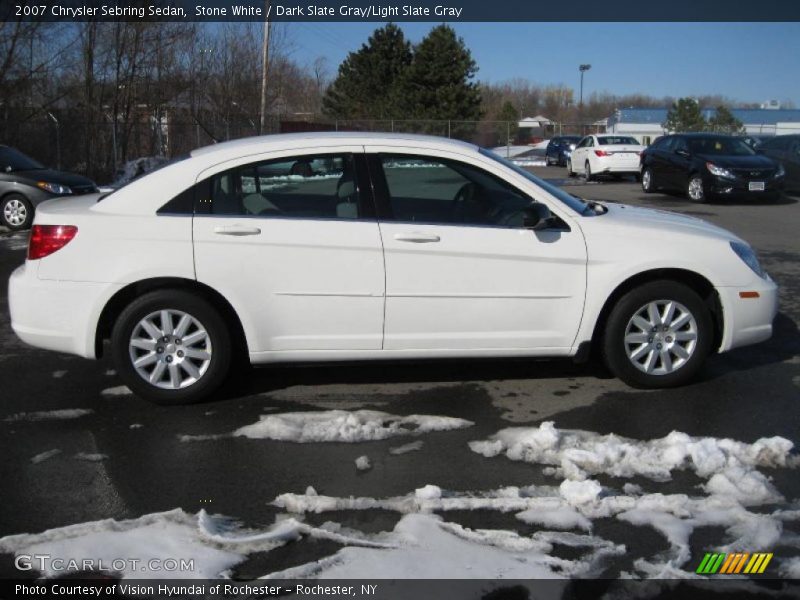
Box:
[111,290,233,405]
[641,168,655,193]
[602,280,713,389]
[566,159,576,178]
[1,194,34,231]
[687,174,707,203]
[585,161,594,182]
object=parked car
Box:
[9,133,777,404]
[756,134,800,191]
[640,133,785,202]
[0,146,98,230]
[567,135,645,180]
[545,136,582,166]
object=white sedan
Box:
[568,134,646,180]
[9,133,777,404]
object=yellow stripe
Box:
[743,554,761,574]
[748,553,766,574]
[719,554,736,574]
[758,553,773,574]
[734,553,749,574]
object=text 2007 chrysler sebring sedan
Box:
[9,133,778,404]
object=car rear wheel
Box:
[687,175,706,202]
[641,168,655,193]
[1,194,33,230]
[602,280,713,388]
[111,290,232,405]
[585,161,594,182]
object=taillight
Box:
[594,150,610,157]
[28,225,78,260]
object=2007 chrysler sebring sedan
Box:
[9,133,778,404]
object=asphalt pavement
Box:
[1,169,798,582]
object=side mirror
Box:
[523,203,554,230]
[569,144,577,151]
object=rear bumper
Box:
[9,263,121,358]
[717,275,779,353]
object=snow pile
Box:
[101,386,133,397]
[3,409,93,422]
[110,157,169,189]
[224,410,472,442]
[355,456,371,471]
[469,421,795,504]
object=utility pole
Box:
[259,0,271,135]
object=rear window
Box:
[597,136,639,146]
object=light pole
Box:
[579,64,591,107]
[259,0,272,135]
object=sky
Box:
[278,22,800,107]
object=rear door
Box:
[192,147,385,353]
[365,147,587,352]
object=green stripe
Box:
[696,553,714,574]
[710,554,726,574]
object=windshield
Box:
[0,146,45,172]
[480,147,592,215]
[598,136,639,146]
[687,137,755,156]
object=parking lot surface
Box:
[1,168,798,582]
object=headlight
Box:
[36,181,72,195]
[706,162,735,179]
[730,241,765,279]
[775,164,785,178]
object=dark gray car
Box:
[0,146,97,230]
[757,134,800,191]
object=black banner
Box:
[3,0,800,22]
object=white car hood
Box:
[597,202,741,243]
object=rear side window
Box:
[198,153,364,219]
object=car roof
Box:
[190,132,478,159]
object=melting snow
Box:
[3,409,93,423]
[52,370,67,379]
[30,449,62,464]
[101,386,133,397]
[389,440,424,455]
[74,453,108,462]
[355,455,371,471]
[181,410,472,443]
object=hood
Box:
[13,168,96,188]
[598,202,741,243]
[696,154,776,170]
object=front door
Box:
[366,148,587,352]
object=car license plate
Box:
[749,181,765,191]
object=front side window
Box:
[204,153,362,219]
[379,154,533,227]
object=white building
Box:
[605,108,800,145]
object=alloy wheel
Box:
[688,177,704,201]
[3,199,27,227]
[623,300,698,375]
[128,309,212,389]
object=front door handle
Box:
[214,225,262,236]
[393,232,441,243]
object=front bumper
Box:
[9,263,122,358]
[717,274,779,353]
[707,175,784,198]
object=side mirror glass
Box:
[523,203,554,230]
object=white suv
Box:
[8,133,778,404]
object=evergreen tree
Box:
[391,25,482,124]
[663,98,707,132]
[497,101,519,144]
[708,105,745,134]
[322,24,411,119]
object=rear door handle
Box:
[393,232,441,243]
[214,225,262,236]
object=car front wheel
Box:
[602,281,713,388]
[1,194,34,230]
[111,290,232,404]
[566,159,575,177]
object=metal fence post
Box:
[447,120,451,138]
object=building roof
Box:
[608,107,800,127]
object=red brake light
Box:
[28,225,78,260]
[594,150,610,157]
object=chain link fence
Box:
[1,110,606,184]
